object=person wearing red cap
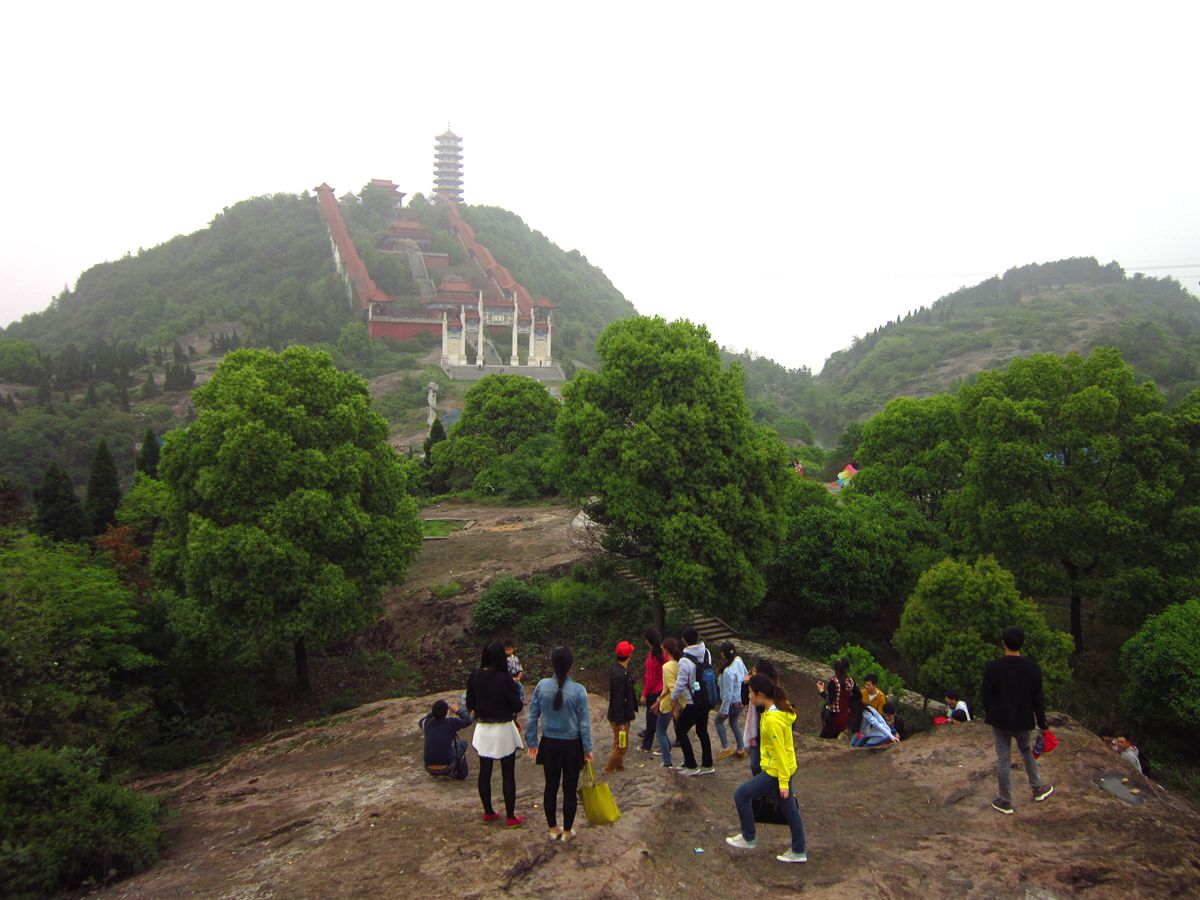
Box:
[605,640,639,773]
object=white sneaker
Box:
[777,849,808,863]
[694,766,716,775]
[725,834,756,849]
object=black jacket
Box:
[607,662,639,723]
[981,654,1048,732]
[466,668,523,723]
[422,708,471,765]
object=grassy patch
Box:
[431,580,462,598]
[423,519,468,538]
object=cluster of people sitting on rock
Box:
[418,621,1061,860]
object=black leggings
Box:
[542,757,582,830]
[478,753,517,818]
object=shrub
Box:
[894,556,1072,709]
[805,626,841,656]
[0,746,160,897]
[1119,599,1200,742]
[431,581,461,599]
[825,643,905,698]
[471,576,543,635]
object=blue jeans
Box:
[716,705,745,751]
[850,733,892,748]
[655,705,675,766]
[748,742,761,776]
[734,771,805,853]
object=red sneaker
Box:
[505,815,526,828]
[482,812,501,823]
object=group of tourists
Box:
[419,620,1058,863]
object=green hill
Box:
[808,258,1200,442]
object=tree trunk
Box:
[1070,587,1083,654]
[295,636,311,693]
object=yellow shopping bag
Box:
[577,761,621,826]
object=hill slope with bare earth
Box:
[112,692,1199,899]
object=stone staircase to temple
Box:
[402,245,436,299]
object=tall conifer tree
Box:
[85,439,121,535]
[33,462,86,542]
[136,429,160,478]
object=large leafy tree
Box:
[894,556,1073,708]
[852,393,967,529]
[154,347,422,691]
[429,374,559,494]
[767,487,945,628]
[952,348,1180,652]
[554,317,790,628]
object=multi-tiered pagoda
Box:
[433,128,464,203]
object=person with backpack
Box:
[671,626,716,775]
[981,625,1053,814]
[715,641,748,761]
[725,673,808,864]
[604,640,639,773]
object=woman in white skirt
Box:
[466,640,526,827]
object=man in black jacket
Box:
[605,640,639,773]
[981,625,1054,814]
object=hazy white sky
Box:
[3,2,1198,372]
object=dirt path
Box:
[375,501,592,668]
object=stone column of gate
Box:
[460,303,468,364]
[511,297,519,365]
[546,311,553,367]
[441,311,449,365]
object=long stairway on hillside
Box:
[607,557,737,643]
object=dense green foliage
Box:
[154,347,423,691]
[429,375,560,499]
[5,194,350,352]
[0,533,154,754]
[555,317,791,623]
[953,348,1185,651]
[1119,599,1200,743]
[470,575,544,636]
[894,556,1073,708]
[766,484,944,627]
[136,429,160,478]
[0,745,160,897]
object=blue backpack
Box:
[689,652,720,709]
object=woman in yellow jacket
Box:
[725,673,807,863]
[651,637,685,768]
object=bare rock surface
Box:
[109,693,1200,899]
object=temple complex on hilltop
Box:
[312,129,563,382]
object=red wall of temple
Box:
[424,253,450,270]
[369,320,442,342]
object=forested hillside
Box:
[5,194,351,352]
[816,258,1200,433]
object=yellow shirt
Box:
[759,707,798,791]
[862,688,886,714]
[658,659,687,713]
